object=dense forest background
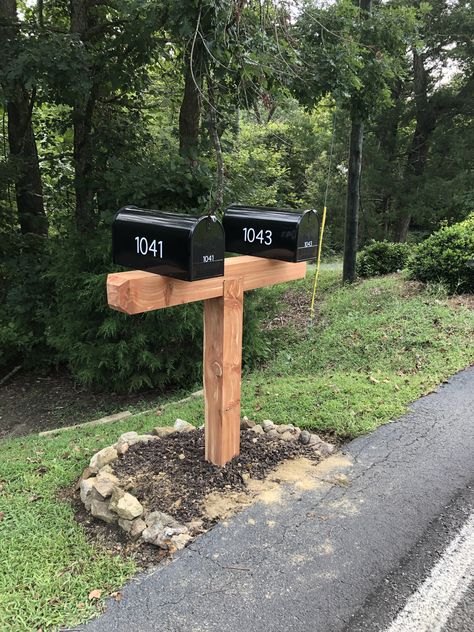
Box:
[1,0,473,392]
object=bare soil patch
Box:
[0,370,166,439]
[71,428,327,568]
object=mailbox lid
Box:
[223,205,319,262]
[112,206,224,281]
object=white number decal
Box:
[203,254,215,263]
[134,236,163,258]
[243,227,272,245]
[304,241,313,248]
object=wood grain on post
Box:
[107,256,306,315]
[204,278,244,466]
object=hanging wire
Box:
[309,111,337,320]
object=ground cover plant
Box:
[0,269,473,630]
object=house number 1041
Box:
[134,236,163,258]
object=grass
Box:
[0,270,473,630]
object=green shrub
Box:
[357,240,411,277]
[407,214,474,294]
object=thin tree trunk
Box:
[342,0,372,282]
[179,53,203,163]
[206,77,225,214]
[343,115,363,283]
[394,49,436,242]
[0,0,48,235]
[70,0,96,230]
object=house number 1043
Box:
[134,236,163,258]
[243,227,272,245]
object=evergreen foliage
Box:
[357,241,412,278]
[408,214,474,294]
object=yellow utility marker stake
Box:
[310,204,327,319]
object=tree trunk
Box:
[70,0,96,230]
[343,115,364,283]
[179,53,203,163]
[0,0,48,235]
[342,0,372,283]
[394,49,436,241]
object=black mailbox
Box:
[112,206,225,281]
[223,205,319,262]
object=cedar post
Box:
[204,278,244,465]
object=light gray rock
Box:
[174,419,195,432]
[90,498,117,524]
[172,533,192,550]
[115,493,143,520]
[80,478,96,511]
[145,511,182,529]
[118,517,146,540]
[262,420,275,432]
[249,424,264,435]
[116,431,139,448]
[299,430,311,445]
[109,487,125,513]
[94,472,118,499]
[90,446,118,469]
[135,434,157,443]
[116,443,129,456]
[152,426,176,438]
[276,424,294,434]
[130,518,146,540]
[240,416,255,429]
[280,431,296,442]
[315,442,336,457]
[309,433,323,446]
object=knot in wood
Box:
[212,361,223,377]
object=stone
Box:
[187,518,204,534]
[135,434,157,443]
[116,431,138,448]
[145,511,182,529]
[152,426,176,438]
[80,478,96,511]
[249,424,264,435]
[100,464,114,474]
[116,443,129,456]
[309,433,323,446]
[81,466,98,480]
[118,518,133,533]
[178,453,185,460]
[262,420,275,432]
[94,472,118,499]
[174,419,195,432]
[315,442,336,457]
[267,429,279,440]
[108,487,125,513]
[240,416,255,429]
[280,431,296,442]
[90,499,117,524]
[89,446,118,469]
[118,517,146,540]
[171,533,192,550]
[115,493,143,520]
[276,424,294,434]
[299,430,311,445]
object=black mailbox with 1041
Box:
[112,206,225,281]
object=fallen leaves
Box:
[88,589,102,601]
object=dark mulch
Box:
[112,428,320,527]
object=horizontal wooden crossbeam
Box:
[107,256,306,314]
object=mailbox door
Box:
[189,216,225,281]
[295,210,319,262]
[224,206,318,262]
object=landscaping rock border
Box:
[78,417,335,550]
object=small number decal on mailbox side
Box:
[134,236,163,258]
[243,227,272,245]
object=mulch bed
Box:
[113,429,320,527]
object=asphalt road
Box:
[77,366,474,632]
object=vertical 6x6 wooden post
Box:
[107,256,306,466]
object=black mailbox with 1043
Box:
[223,205,319,262]
[112,206,225,281]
